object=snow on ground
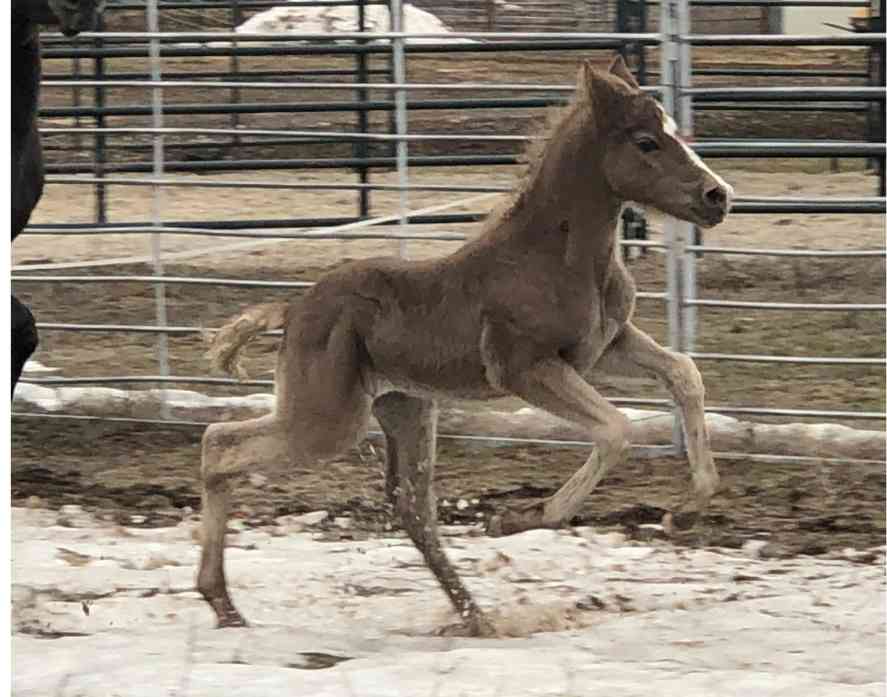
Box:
[236,3,472,43]
[12,507,885,696]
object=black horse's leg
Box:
[11,295,38,398]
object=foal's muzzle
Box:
[696,181,733,227]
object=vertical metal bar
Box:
[677,0,697,355]
[93,13,106,224]
[147,0,170,414]
[230,0,242,148]
[72,50,82,151]
[661,0,684,453]
[390,0,409,257]
[355,0,370,218]
[872,0,885,195]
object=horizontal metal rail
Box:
[33,323,244,335]
[43,68,392,81]
[40,79,589,92]
[16,224,478,239]
[49,31,664,43]
[724,198,886,214]
[659,0,869,5]
[41,40,643,60]
[689,352,885,365]
[16,279,666,298]
[685,33,885,46]
[15,380,883,421]
[688,299,886,311]
[47,82,868,101]
[38,96,571,120]
[45,67,871,83]
[684,245,886,257]
[39,97,570,119]
[661,67,870,78]
[29,274,316,289]
[11,412,883,464]
[686,87,885,102]
[43,175,512,194]
[705,406,885,420]
[694,141,885,157]
[695,103,871,113]
[99,0,388,8]
[41,126,538,143]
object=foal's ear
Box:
[608,55,640,91]
[578,60,626,130]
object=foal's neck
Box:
[501,105,623,270]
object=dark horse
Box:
[11,0,105,396]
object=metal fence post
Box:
[661,0,692,454]
[390,0,409,257]
[676,0,697,358]
[230,0,242,148]
[355,0,371,218]
[93,12,106,224]
[148,0,170,415]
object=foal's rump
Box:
[277,287,377,458]
[206,285,376,459]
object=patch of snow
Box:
[235,3,473,44]
[21,359,60,375]
[12,506,886,696]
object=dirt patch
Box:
[11,418,886,557]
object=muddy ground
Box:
[12,46,886,562]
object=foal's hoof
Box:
[209,598,249,628]
[435,612,498,638]
[486,500,554,537]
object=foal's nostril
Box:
[704,186,727,209]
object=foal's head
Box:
[578,56,733,228]
[13,0,105,37]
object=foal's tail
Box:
[204,302,288,380]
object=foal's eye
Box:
[635,136,659,154]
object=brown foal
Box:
[198,55,733,635]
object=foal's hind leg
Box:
[591,322,720,510]
[197,414,289,627]
[373,392,495,637]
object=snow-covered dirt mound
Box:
[236,3,472,43]
[12,507,885,696]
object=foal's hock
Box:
[198,55,733,636]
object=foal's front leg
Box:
[484,357,632,536]
[592,321,720,509]
[373,392,495,637]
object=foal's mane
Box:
[481,63,634,231]
[483,80,595,228]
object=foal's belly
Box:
[363,308,502,400]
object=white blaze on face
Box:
[657,105,735,205]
